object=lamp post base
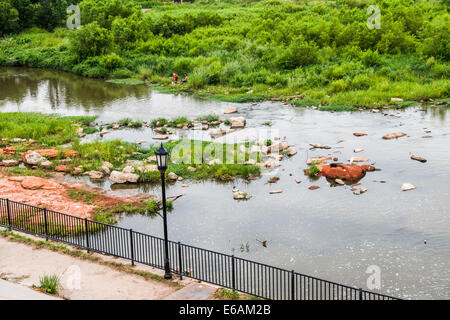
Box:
[164,273,172,280]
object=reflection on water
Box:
[1,67,450,299]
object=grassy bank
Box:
[0,112,261,183]
[0,0,448,108]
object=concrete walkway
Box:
[164,283,217,300]
[0,235,178,300]
[0,279,60,300]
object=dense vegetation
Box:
[0,0,448,108]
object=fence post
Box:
[43,208,48,241]
[177,242,183,280]
[6,199,12,231]
[359,288,363,300]
[231,255,236,291]
[84,218,90,253]
[291,270,295,300]
[129,228,134,266]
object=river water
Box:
[1,67,449,299]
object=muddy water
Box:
[1,67,450,299]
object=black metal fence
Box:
[0,198,399,300]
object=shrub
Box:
[100,53,124,70]
[351,74,372,90]
[361,49,381,67]
[39,274,60,294]
[329,79,349,94]
[69,22,113,60]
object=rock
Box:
[360,187,368,194]
[40,160,52,168]
[136,165,158,173]
[333,157,338,162]
[268,176,279,183]
[168,172,178,180]
[307,156,331,165]
[112,123,120,129]
[63,149,80,158]
[233,191,251,200]
[287,147,297,157]
[295,179,301,184]
[59,157,72,164]
[354,148,364,153]
[391,98,404,102]
[229,117,246,129]
[122,166,135,173]
[264,160,280,168]
[0,146,15,155]
[72,166,83,175]
[208,159,221,165]
[244,159,256,165]
[269,190,283,194]
[99,129,109,135]
[335,179,345,185]
[109,170,139,184]
[353,133,368,137]
[348,157,369,162]
[145,156,157,162]
[317,164,376,181]
[411,155,427,163]
[22,151,45,165]
[153,134,168,140]
[309,186,320,190]
[187,166,196,172]
[55,165,69,172]
[224,106,237,114]
[401,183,416,191]
[21,177,59,190]
[84,171,104,180]
[177,176,184,181]
[181,184,189,188]
[309,144,331,149]
[382,132,407,139]
[0,159,19,167]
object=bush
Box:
[100,53,124,70]
[69,22,113,60]
[329,79,349,94]
[39,274,60,294]
[351,74,372,90]
[361,49,381,67]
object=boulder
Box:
[109,170,140,184]
[22,151,45,165]
[0,146,15,155]
[382,132,407,140]
[401,183,416,191]
[224,106,237,114]
[40,160,52,168]
[287,147,297,157]
[229,117,246,129]
[168,172,178,180]
[317,163,375,181]
[233,191,252,200]
[0,159,19,167]
[55,165,69,172]
[153,134,168,140]
[122,165,135,173]
[21,177,59,190]
[84,171,104,180]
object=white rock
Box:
[109,171,139,184]
[229,116,246,129]
[354,148,364,153]
[168,172,178,180]
[0,159,19,167]
[224,106,237,114]
[401,183,416,191]
[23,151,44,165]
[122,165,135,173]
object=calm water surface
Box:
[1,67,449,299]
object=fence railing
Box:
[0,198,400,300]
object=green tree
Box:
[79,0,139,29]
[69,21,113,60]
[0,1,19,36]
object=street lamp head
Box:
[155,143,169,172]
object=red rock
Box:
[63,149,80,157]
[21,177,60,190]
[353,133,368,137]
[382,132,406,140]
[316,164,375,181]
[34,149,59,158]
[309,185,320,190]
[55,165,69,172]
[0,146,15,155]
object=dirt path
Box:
[0,233,178,300]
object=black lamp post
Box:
[155,143,172,280]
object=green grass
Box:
[214,288,262,301]
[1,0,447,109]
[39,274,60,294]
[3,167,53,178]
[307,163,320,177]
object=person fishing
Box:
[171,73,178,84]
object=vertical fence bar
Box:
[178,242,183,280]
[291,270,295,300]
[84,218,90,253]
[6,199,12,230]
[359,288,363,300]
[130,228,135,266]
[43,208,48,241]
[231,255,236,291]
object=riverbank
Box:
[0,0,448,110]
